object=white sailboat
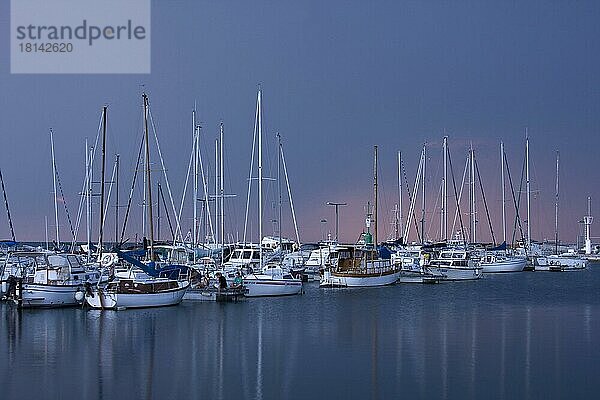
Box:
[535,151,587,271]
[242,89,302,297]
[85,96,190,309]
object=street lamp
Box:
[326,202,347,242]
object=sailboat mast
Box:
[526,133,531,251]
[554,151,559,255]
[143,94,154,260]
[220,122,225,263]
[501,141,506,244]
[470,144,476,244]
[115,154,120,245]
[277,133,282,248]
[421,144,426,244]
[215,138,219,250]
[192,108,198,249]
[157,182,161,240]
[98,106,107,259]
[373,145,378,247]
[85,140,91,261]
[50,128,60,247]
[258,89,263,269]
[397,151,403,240]
[443,136,448,240]
[0,167,15,242]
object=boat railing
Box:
[335,258,394,275]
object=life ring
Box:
[100,253,117,268]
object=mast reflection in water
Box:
[1,269,600,399]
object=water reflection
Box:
[1,271,599,400]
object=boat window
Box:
[35,255,47,268]
[242,251,252,259]
[252,252,260,260]
[67,255,81,267]
[232,250,242,259]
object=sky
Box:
[1,0,599,245]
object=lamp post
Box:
[326,202,347,242]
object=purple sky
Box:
[1,1,599,245]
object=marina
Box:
[2,1,600,399]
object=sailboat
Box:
[535,152,587,271]
[85,97,190,310]
[320,146,400,288]
[242,89,303,297]
[472,142,526,273]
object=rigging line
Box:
[400,155,416,241]
[54,166,76,241]
[197,129,214,244]
[71,112,104,248]
[427,180,442,240]
[0,167,16,242]
[474,156,496,246]
[224,141,239,243]
[447,145,467,244]
[451,153,469,239]
[100,157,118,234]
[280,140,300,245]
[428,148,443,239]
[119,135,145,245]
[243,93,259,245]
[147,106,183,244]
[178,129,195,237]
[159,179,175,241]
[376,153,394,241]
[504,151,527,251]
[511,150,526,246]
[401,152,422,243]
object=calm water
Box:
[1,269,599,400]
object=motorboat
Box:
[393,246,444,283]
[243,264,302,297]
[475,250,526,273]
[320,246,400,288]
[1,251,103,308]
[427,248,483,281]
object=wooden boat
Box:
[320,246,400,287]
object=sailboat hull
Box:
[18,283,85,308]
[243,274,302,297]
[428,266,483,281]
[85,281,189,309]
[397,270,443,284]
[320,269,400,287]
[481,257,526,273]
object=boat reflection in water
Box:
[1,271,599,400]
